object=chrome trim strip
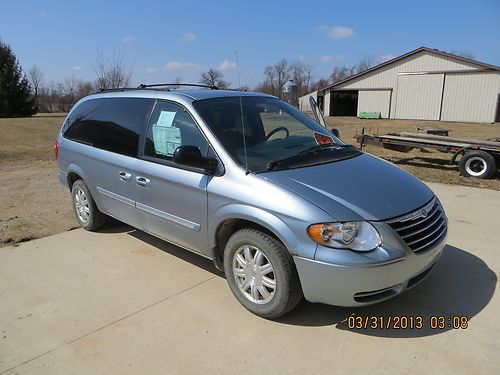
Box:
[400,213,443,239]
[136,202,201,231]
[407,221,446,246]
[393,204,440,231]
[96,187,135,207]
[412,227,447,252]
[387,197,436,224]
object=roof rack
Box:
[97,83,220,94]
[136,83,219,90]
[98,87,143,93]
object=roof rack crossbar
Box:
[137,83,219,90]
[98,87,146,93]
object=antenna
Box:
[235,51,249,174]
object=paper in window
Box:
[156,111,176,127]
[152,126,181,156]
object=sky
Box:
[1,0,499,88]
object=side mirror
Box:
[331,128,341,138]
[173,145,218,173]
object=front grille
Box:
[387,198,447,254]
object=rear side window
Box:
[93,98,154,157]
[62,97,154,158]
[63,99,101,145]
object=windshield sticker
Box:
[152,126,181,156]
[156,110,176,127]
[314,132,334,145]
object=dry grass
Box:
[0,114,75,247]
[0,113,66,164]
[326,117,500,191]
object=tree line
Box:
[0,38,476,117]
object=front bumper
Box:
[294,233,446,307]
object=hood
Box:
[260,153,434,221]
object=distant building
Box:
[299,47,500,123]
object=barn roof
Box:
[320,47,500,92]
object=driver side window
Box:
[144,101,209,161]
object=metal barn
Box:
[299,47,500,123]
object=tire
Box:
[223,228,303,319]
[71,179,106,230]
[458,151,497,179]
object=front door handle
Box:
[119,171,132,181]
[136,176,150,187]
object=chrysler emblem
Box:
[420,209,428,218]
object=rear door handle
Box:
[136,176,150,187]
[119,171,132,181]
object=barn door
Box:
[395,74,444,120]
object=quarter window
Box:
[144,102,209,160]
[62,99,101,145]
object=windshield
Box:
[194,96,358,172]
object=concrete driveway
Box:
[1,182,499,374]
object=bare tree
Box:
[291,61,314,96]
[274,59,291,99]
[93,50,133,90]
[311,78,329,92]
[353,55,376,74]
[54,77,79,112]
[38,78,94,113]
[76,80,95,98]
[263,65,277,95]
[199,68,229,88]
[329,66,350,83]
[38,81,59,112]
[28,65,44,105]
[254,79,274,95]
[172,76,183,89]
[260,59,292,98]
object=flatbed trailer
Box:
[356,131,500,179]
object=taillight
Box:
[54,140,59,159]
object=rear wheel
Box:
[71,179,106,230]
[223,228,302,319]
[458,151,496,179]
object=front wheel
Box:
[223,228,303,319]
[458,151,496,179]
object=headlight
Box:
[307,222,381,252]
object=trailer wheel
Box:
[458,151,497,179]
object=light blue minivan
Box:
[56,85,447,318]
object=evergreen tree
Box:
[0,40,37,117]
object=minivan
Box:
[56,84,447,318]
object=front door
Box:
[135,100,210,255]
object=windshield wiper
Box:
[266,143,346,171]
[298,143,347,154]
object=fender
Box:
[209,203,317,260]
[66,163,88,187]
[65,163,106,212]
